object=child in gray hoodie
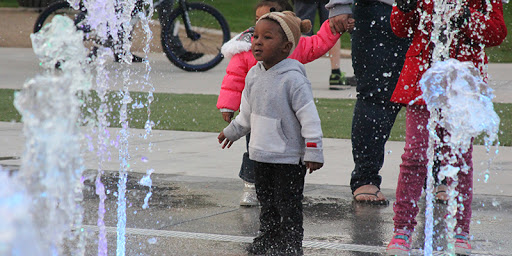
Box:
[218,11,324,256]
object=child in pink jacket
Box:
[217,0,353,206]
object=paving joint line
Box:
[82,225,502,255]
[158,208,239,229]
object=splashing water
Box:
[137,0,156,141]
[8,0,156,253]
[71,0,155,254]
[429,0,463,63]
[139,168,155,209]
[12,15,91,255]
[419,59,499,254]
[421,59,499,148]
[0,167,43,255]
[93,47,114,256]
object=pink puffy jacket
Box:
[216,19,341,111]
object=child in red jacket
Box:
[386,0,507,255]
[217,0,353,206]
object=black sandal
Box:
[353,190,389,205]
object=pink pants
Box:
[393,105,473,235]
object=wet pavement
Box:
[58,170,509,255]
[1,11,512,254]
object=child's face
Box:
[252,19,292,70]
[255,5,277,23]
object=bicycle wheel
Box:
[33,1,85,33]
[160,2,230,72]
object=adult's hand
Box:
[346,18,356,33]
[329,14,352,35]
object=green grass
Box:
[1,89,511,146]
[0,0,18,7]
[199,0,259,33]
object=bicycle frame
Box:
[177,0,200,40]
[154,0,200,41]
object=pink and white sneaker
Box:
[454,234,472,255]
[386,233,411,256]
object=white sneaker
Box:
[240,182,259,206]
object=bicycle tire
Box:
[160,2,230,72]
[33,1,81,33]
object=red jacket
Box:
[390,0,507,105]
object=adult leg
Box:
[314,0,353,89]
[293,0,316,36]
[328,39,351,89]
[329,39,341,71]
[317,2,339,72]
[350,99,401,198]
[350,1,411,200]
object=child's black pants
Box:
[254,161,307,250]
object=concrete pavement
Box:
[1,46,512,255]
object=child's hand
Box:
[222,112,234,123]
[305,161,323,174]
[218,131,234,149]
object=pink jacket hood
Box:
[217,19,341,111]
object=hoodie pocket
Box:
[249,114,287,153]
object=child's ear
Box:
[282,41,293,54]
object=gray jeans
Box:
[294,0,329,36]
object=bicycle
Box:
[33,0,231,72]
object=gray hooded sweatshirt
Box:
[325,0,395,17]
[223,58,324,165]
